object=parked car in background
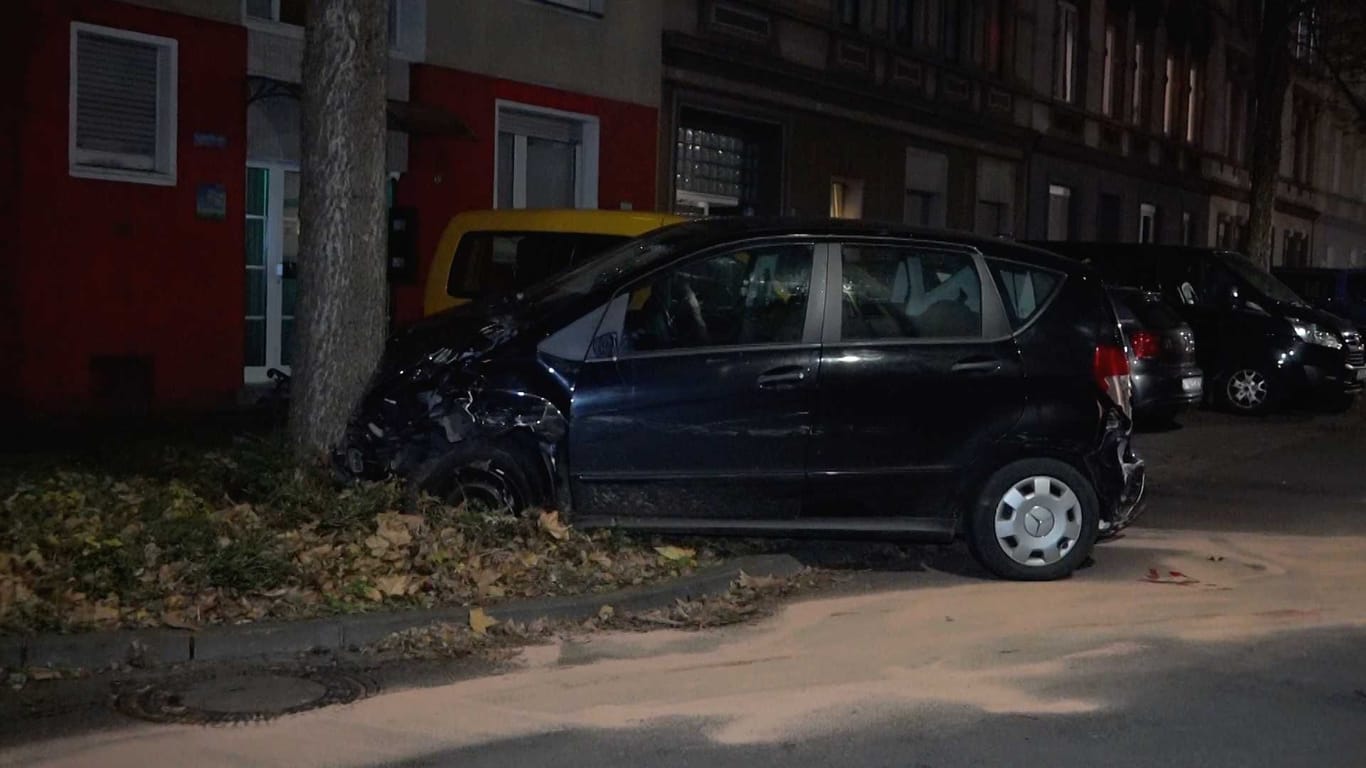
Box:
[422,209,685,318]
[1108,288,1202,424]
[1036,243,1364,415]
[1272,267,1366,332]
[344,219,1144,581]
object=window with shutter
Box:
[69,23,177,185]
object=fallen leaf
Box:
[375,574,412,597]
[597,604,615,621]
[538,510,570,541]
[160,610,198,631]
[654,545,696,562]
[518,551,541,568]
[27,668,61,681]
[474,569,502,590]
[469,606,498,636]
[588,552,613,569]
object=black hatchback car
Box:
[1039,243,1364,414]
[343,219,1144,580]
[1108,288,1202,423]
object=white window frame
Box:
[536,0,607,16]
[493,100,600,209]
[1131,40,1146,127]
[1053,1,1078,103]
[242,0,415,55]
[1139,203,1158,244]
[1047,184,1072,240]
[1185,64,1200,144]
[1101,23,1116,117]
[69,23,178,186]
[830,177,865,220]
[1163,55,1178,136]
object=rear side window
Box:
[839,245,983,340]
[1112,290,1182,328]
[447,232,629,300]
[988,260,1062,328]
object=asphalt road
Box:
[4,406,1366,767]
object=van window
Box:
[447,232,629,300]
[1277,272,1332,304]
[988,260,1062,328]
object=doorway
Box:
[244,163,300,384]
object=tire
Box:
[966,458,1100,581]
[1219,367,1276,415]
[1321,391,1357,414]
[410,439,548,514]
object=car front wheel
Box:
[967,458,1100,581]
[411,440,547,514]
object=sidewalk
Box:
[2,554,803,672]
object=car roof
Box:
[652,217,1087,273]
[1027,241,1245,262]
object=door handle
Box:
[951,358,1001,375]
[757,365,808,390]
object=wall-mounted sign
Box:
[196,183,227,220]
[193,132,228,149]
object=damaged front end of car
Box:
[336,314,570,509]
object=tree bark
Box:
[1241,0,1296,269]
[290,0,389,458]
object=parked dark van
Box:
[344,219,1144,580]
[1037,244,1364,414]
[1272,267,1366,332]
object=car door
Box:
[807,240,1024,527]
[568,240,827,525]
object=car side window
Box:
[620,243,814,354]
[840,245,983,340]
[987,260,1062,328]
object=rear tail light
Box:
[1130,330,1161,360]
[1094,343,1133,416]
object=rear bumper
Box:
[1088,418,1145,535]
[1131,367,1203,414]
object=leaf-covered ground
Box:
[0,434,733,635]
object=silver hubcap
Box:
[995,475,1083,567]
[1227,369,1268,409]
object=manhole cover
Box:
[114,669,376,724]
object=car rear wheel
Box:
[1221,367,1275,415]
[967,459,1100,581]
[411,440,547,514]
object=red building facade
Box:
[3,0,659,418]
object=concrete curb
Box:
[1,554,803,671]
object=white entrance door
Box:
[244,164,300,384]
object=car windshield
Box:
[1215,251,1308,307]
[512,223,698,319]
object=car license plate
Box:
[1182,375,1203,394]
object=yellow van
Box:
[423,209,685,317]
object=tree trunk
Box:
[1242,0,1296,269]
[290,0,389,459]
